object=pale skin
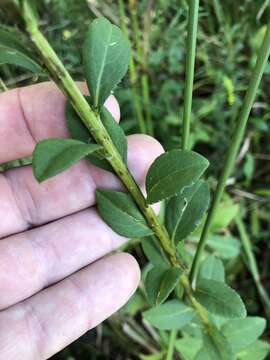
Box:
[0,82,163,359]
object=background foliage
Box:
[0,0,270,359]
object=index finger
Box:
[0,81,120,163]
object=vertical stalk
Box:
[118,0,147,134]
[182,0,200,150]
[128,0,153,135]
[166,330,177,360]
[190,23,270,285]
[235,216,270,317]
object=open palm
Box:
[0,82,162,359]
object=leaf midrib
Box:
[94,26,113,107]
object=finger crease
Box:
[24,302,46,360]
[16,88,36,145]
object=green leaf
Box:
[195,328,235,360]
[175,336,202,360]
[192,235,241,259]
[0,28,33,56]
[66,98,127,171]
[194,279,246,319]
[33,139,101,182]
[221,317,266,352]
[156,267,182,305]
[145,266,181,306]
[199,255,225,282]
[141,237,169,268]
[0,45,42,73]
[166,180,210,244]
[143,300,196,330]
[121,290,146,316]
[83,17,131,107]
[146,150,209,204]
[237,340,270,360]
[66,100,92,144]
[145,267,167,306]
[96,189,153,238]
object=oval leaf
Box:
[156,267,182,305]
[237,340,270,360]
[145,267,167,306]
[146,150,209,204]
[221,317,266,352]
[194,279,246,319]
[199,255,225,282]
[33,138,101,182]
[196,329,235,360]
[141,237,169,269]
[0,46,42,73]
[0,28,33,56]
[96,189,153,238]
[166,180,210,244]
[83,17,131,107]
[143,300,196,330]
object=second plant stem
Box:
[182,0,200,150]
[190,22,270,285]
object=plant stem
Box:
[118,0,147,134]
[166,330,177,360]
[21,0,215,333]
[190,23,270,285]
[128,0,153,135]
[182,0,200,150]
[235,216,270,317]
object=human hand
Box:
[0,82,163,359]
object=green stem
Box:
[190,23,270,285]
[182,0,200,150]
[128,0,153,135]
[235,216,270,317]
[118,0,147,134]
[166,330,177,360]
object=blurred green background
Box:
[0,1,270,359]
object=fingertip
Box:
[127,134,164,185]
[104,95,121,122]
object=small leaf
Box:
[221,317,266,352]
[146,150,209,204]
[83,17,131,107]
[237,340,270,360]
[0,45,42,73]
[66,98,127,171]
[141,237,169,268]
[195,328,235,360]
[199,255,225,282]
[33,139,101,182]
[145,267,181,306]
[206,235,241,259]
[96,189,153,238]
[166,180,210,244]
[66,100,92,144]
[194,279,246,319]
[175,336,202,360]
[156,267,182,305]
[0,28,33,56]
[145,267,167,306]
[143,300,196,330]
